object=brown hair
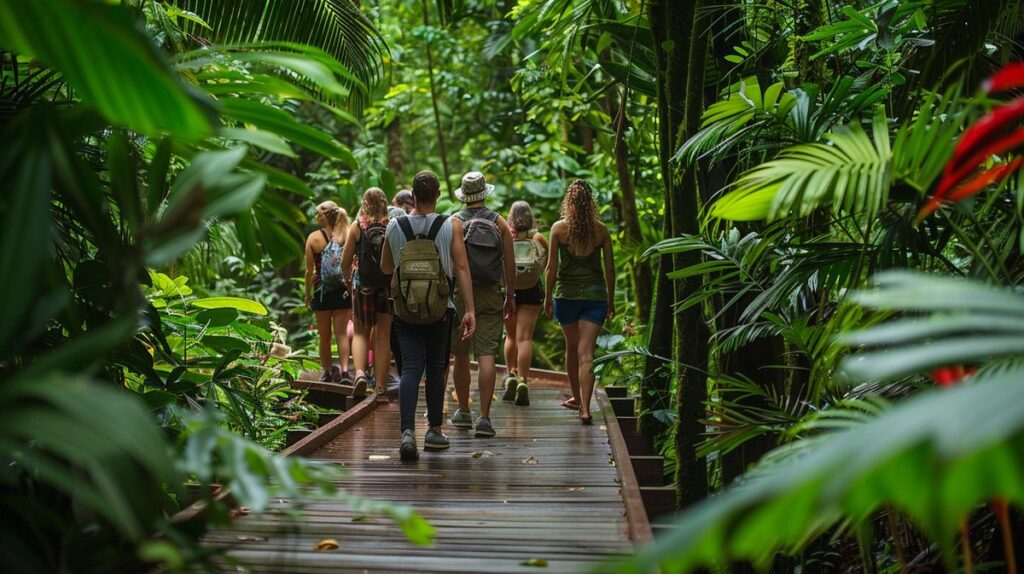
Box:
[560,179,599,254]
[392,189,414,211]
[508,200,534,236]
[358,188,389,227]
[412,170,441,204]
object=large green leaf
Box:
[219,97,355,165]
[0,0,213,139]
[616,371,1024,573]
[192,296,268,315]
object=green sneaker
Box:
[514,378,530,406]
[474,416,496,438]
[501,374,517,401]
[450,408,473,430]
[399,429,419,462]
[424,428,450,450]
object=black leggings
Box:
[394,311,453,432]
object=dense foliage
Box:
[6,0,1024,572]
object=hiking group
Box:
[304,171,615,461]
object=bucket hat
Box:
[454,171,495,203]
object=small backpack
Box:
[319,231,345,288]
[513,234,545,289]
[357,222,389,289]
[456,208,503,285]
[391,215,450,325]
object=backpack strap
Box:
[396,216,416,241]
[320,229,329,243]
[426,214,448,241]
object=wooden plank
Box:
[640,485,677,520]
[604,385,629,398]
[280,394,378,457]
[618,416,639,436]
[609,396,636,417]
[596,387,654,545]
[631,455,666,487]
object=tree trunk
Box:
[421,0,454,199]
[650,0,711,509]
[612,86,653,322]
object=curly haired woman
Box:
[544,180,615,425]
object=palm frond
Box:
[177,0,387,97]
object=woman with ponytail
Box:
[544,180,615,425]
[304,200,353,383]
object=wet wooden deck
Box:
[207,373,636,573]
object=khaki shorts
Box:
[452,283,504,357]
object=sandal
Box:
[560,397,580,411]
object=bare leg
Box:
[453,353,472,412]
[577,320,603,420]
[478,355,497,417]
[331,309,352,373]
[373,312,392,392]
[561,323,581,404]
[516,305,541,381]
[503,313,518,377]
[315,310,334,374]
[353,319,371,376]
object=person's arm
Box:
[303,236,316,308]
[544,223,560,319]
[450,218,476,340]
[341,225,359,287]
[602,226,616,319]
[381,239,395,276]
[497,216,516,320]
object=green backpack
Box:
[391,215,450,325]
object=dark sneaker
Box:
[400,429,419,461]
[352,373,368,398]
[424,428,450,450]
[514,379,530,406]
[331,365,342,383]
[501,374,517,401]
[474,416,496,438]
[318,370,332,382]
[450,408,473,430]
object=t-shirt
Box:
[387,205,407,219]
[385,213,455,279]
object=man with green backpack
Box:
[381,171,476,462]
[447,171,516,439]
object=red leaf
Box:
[938,99,1024,195]
[947,157,1024,201]
[984,63,1024,94]
[936,129,1024,200]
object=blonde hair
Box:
[561,179,599,253]
[316,200,347,229]
[508,200,534,237]
[358,188,389,227]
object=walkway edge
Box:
[597,387,654,546]
[281,393,379,457]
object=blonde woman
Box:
[544,180,615,425]
[304,201,353,383]
[501,200,548,406]
[342,188,393,397]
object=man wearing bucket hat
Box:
[448,171,516,438]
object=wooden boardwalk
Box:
[207,373,636,573]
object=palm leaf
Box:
[613,369,1024,573]
[177,0,387,96]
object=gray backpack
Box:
[455,208,503,285]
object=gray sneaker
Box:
[424,428,450,450]
[474,416,496,438]
[514,378,530,406]
[501,374,517,401]
[399,429,419,461]
[450,408,473,429]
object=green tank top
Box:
[553,243,607,301]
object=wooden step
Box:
[285,429,312,447]
[651,522,679,537]
[304,390,351,410]
[617,416,638,436]
[603,385,629,398]
[624,433,654,456]
[317,412,341,427]
[609,396,636,418]
[630,455,665,486]
[640,485,676,519]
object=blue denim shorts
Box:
[553,298,608,326]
